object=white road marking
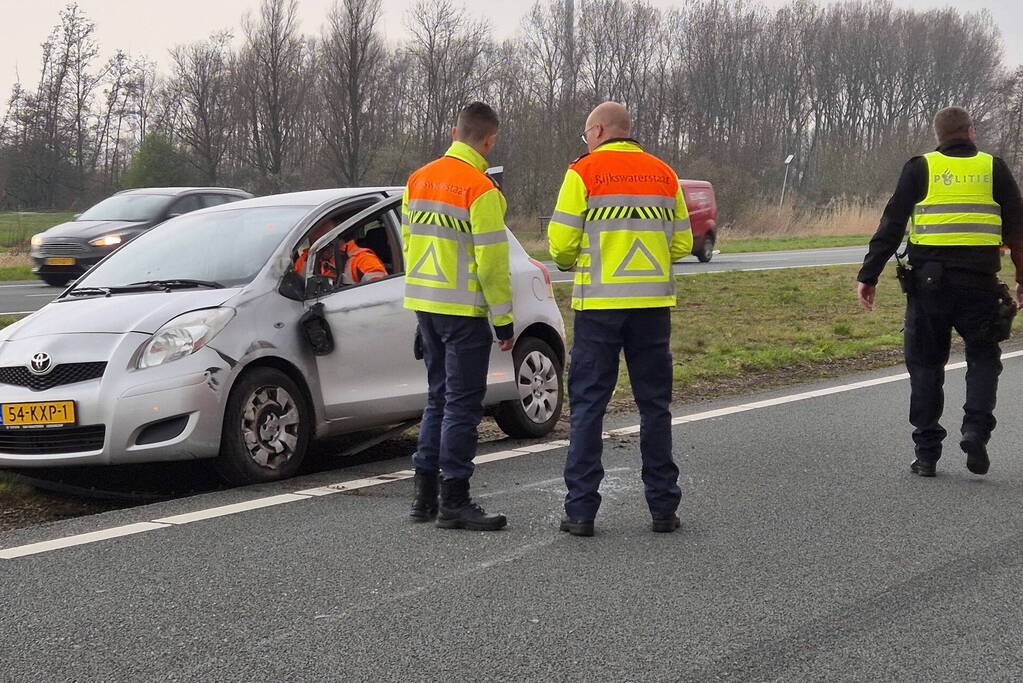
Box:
[0,311,36,316]
[5,351,1022,560]
[0,284,50,289]
[153,493,310,524]
[0,522,170,559]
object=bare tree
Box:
[320,0,384,185]
[240,0,308,191]
[170,32,235,184]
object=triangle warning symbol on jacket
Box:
[409,242,449,283]
[612,238,665,278]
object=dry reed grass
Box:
[726,199,882,238]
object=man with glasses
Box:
[548,101,693,536]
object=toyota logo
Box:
[29,353,53,376]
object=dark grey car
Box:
[30,187,252,286]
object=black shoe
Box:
[409,470,439,522]
[651,515,681,533]
[910,458,937,477]
[961,434,990,475]
[559,517,594,537]
[436,478,507,531]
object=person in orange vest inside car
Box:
[293,218,388,285]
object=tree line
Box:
[2,0,1022,223]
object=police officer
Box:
[857,106,1023,477]
[402,102,514,531]
[548,101,693,536]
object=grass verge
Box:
[0,211,75,249]
[719,234,871,253]
[555,265,915,399]
[514,231,871,261]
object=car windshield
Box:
[72,206,308,290]
[77,194,170,222]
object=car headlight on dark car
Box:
[134,308,235,369]
[89,234,123,247]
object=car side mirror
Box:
[278,270,305,301]
[304,274,334,299]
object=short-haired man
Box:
[858,106,1023,477]
[548,101,693,536]
[402,102,514,530]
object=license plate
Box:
[0,401,76,428]
[45,257,76,266]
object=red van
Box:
[679,180,718,262]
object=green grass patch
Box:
[0,266,34,282]
[0,211,76,249]
[554,264,910,395]
[719,234,871,253]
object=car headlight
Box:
[135,308,235,369]
[30,234,43,247]
[89,234,123,247]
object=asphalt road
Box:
[4,352,1023,681]
[0,281,62,316]
[544,244,866,283]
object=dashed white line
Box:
[4,352,1021,560]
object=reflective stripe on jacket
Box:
[911,151,1002,246]
[402,141,513,328]
[548,139,693,310]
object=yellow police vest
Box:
[910,151,1002,246]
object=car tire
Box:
[213,367,311,485]
[697,233,715,263]
[495,337,564,439]
[39,274,72,287]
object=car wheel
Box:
[213,367,311,485]
[39,274,72,287]
[495,337,564,438]
[697,233,715,263]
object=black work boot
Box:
[436,478,507,531]
[651,515,682,533]
[961,433,990,475]
[910,458,937,477]
[559,517,595,537]
[408,470,439,522]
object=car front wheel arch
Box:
[213,360,315,485]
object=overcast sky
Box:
[1,0,1021,109]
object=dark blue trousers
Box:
[905,280,1002,462]
[412,312,492,481]
[564,307,680,521]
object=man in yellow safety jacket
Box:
[548,101,693,536]
[402,101,514,531]
[858,106,1023,477]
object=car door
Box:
[306,196,427,427]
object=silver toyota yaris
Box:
[0,189,565,484]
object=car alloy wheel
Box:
[517,349,559,424]
[240,385,300,470]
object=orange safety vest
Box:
[294,241,386,284]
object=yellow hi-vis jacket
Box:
[402,141,514,335]
[548,139,693,310]
[911,151,1002,246]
